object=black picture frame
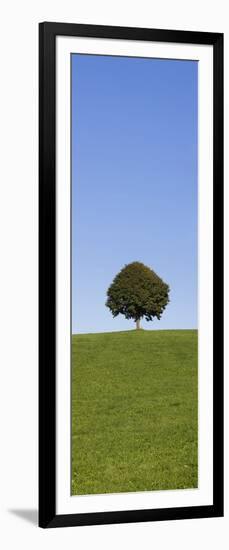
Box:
[39,22,224,528]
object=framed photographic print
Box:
[39,22,224,528]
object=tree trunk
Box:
[136,319,141,330]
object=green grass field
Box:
[71,329,198,495]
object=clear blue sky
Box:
[71,54,198,334]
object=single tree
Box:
[106,261,169,330]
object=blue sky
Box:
[71,54,198,334]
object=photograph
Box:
[71,53,198,496]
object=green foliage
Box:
[71,329,198,495]
[106,261,170,324]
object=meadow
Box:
[71,329,198,495]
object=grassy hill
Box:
[72,329,198,495]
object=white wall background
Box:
[0,0,228,547]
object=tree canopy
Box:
[106,261,170,329]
